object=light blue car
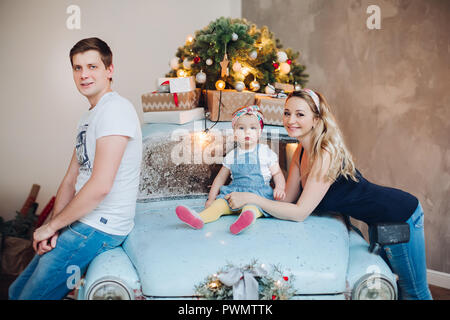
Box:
[76,197,399,300]
[76,122,399,300]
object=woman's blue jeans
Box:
[9,221,126,300]
[378,202,433,300]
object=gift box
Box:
[255,94,287,126]
[143,107,205,124]
[274,82,295,92]
[142,88,201,112]
[157,76,196,93]
[205,89,256,122]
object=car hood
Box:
[123,197,349,297]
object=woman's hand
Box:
[205,198,215,209]
[224,192,255,210]
[273,187,286,201]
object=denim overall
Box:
[217,144,274,217]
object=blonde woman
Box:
[224,89,432,300]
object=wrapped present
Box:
[274,82,294,93]
[157,76,196,93]
[255,94,287,126]
[205,89,255,121]
[143,107,205,124]
[142,88,201,112]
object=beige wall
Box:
[243,0,450,274]
[0,0,241,221]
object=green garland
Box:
[194,260,296,300]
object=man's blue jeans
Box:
[378,202,433,300]
[9,221,126,300]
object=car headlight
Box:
[352,274,396,300]
[86,277,133,300]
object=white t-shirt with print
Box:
[74,91,142,235]
[222,143,279,183]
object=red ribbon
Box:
[152,80,179,107]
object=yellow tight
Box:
[199,198,264,224]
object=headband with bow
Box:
[231,105,264,130]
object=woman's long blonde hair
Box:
[286,90,358,182]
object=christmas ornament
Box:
[215,79,226,90]
[277,51,288,63]
[195,70,206,84]
[183,59,192,70]
[279,62,291,75]
[249,79,260,92]
[220,53,229,77]
[273,62,279,70]
[234,81,245,92]
[265,84,275,95]
[166,17,309,92]
[232,62,242,72]
[176,69,187,77]
[294,83,302,91]
[169,57,180,70]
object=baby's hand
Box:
[273,188,286,201]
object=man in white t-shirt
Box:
[9,38,142,300]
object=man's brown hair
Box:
[69,37,113,70]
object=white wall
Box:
[0,0,241,220]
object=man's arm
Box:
[33,135,130,248]
[44,148,80,223]
[36,148,80,254]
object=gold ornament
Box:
[249,79,260,92]
[208,280,222,291]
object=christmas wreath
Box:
[194,260,296,300]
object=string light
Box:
[215,80,226,90]
[177,69,187,77]
[185,34,194,45]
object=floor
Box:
[0,273,449,300]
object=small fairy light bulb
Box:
[215,79,226,90]
[185,34,194,45]
[176,69,186,77]
[197,131,210,146]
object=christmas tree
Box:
[166,17,308,92]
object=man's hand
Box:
[33,223,58,253]
[273,187,286,201]
[35,233,59,255]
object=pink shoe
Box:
[175,205,204,229]
[230,210,256,235]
